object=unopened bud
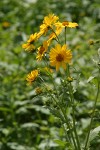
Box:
[67,77,73,82]
[88,40,94,45]
[35,87,42,94]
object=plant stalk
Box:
[67,65,81,150]
[84,68,100,150]
[44,73,78,150]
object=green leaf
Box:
[89,126,100,142]
[87,76,95,83]
[0,107,11,112]
[21,123,39,129]
[54,139,67,147]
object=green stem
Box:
[40,45,78,148]
[50,27,60,43]
[60,25,81,149]
[39,71,78,149]
[51,94,78,150]
[67,65,81,150]
[62,124,71,143]
[84,68,100,150]
[65,27,67,44]
[61,106,78,150]
[49,75,78,149]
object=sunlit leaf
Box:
[87,76,95,83]
[89,126,100,142]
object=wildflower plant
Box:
[22,14,100,150]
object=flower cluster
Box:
[22,14,78,84]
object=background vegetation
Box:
[0,0,100,149]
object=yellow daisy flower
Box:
[36,41,48,61]
[43,14,59,26]
[49,44,72,71]
[39,14,59,35]
[22,33,38,52]
[39,24,49,35]
[26,70,39,85]
[54,21,63,34]
[55,21,78,34]
[22,43,35,52]
[27,33,38,43]
[47,32,56,45]
[62,21,78,28]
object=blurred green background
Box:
[0,0,100,149]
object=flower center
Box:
[39,46,45,54]
[56,54,64,62]
[29,40,34,44]
[62,21,69,26]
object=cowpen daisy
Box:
[22,32,40,52]
[26,70,39,85]
[36,41,48,61]
[49,44,72,71]
[55,21,78,35]
[39,14,59,36]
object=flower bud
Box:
[67,77,73,82]
[88,40,94,45]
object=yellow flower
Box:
[39,14,59,35]
[62,21,78,28]
[27,33,38,43]
[22,33,38,52]
[26,70,39,85]
[55,21,78,34]
[39,24,49,35]
[54,21,63,34]
[2,21,10,28]
[47,32,56,45]
[36,41,48,60]
[49,44,72,71]
[22,43,35,52]
[47,29,60,45]
[43,14,59,26]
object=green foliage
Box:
[0,0,100,149]
[89,126,100,145]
